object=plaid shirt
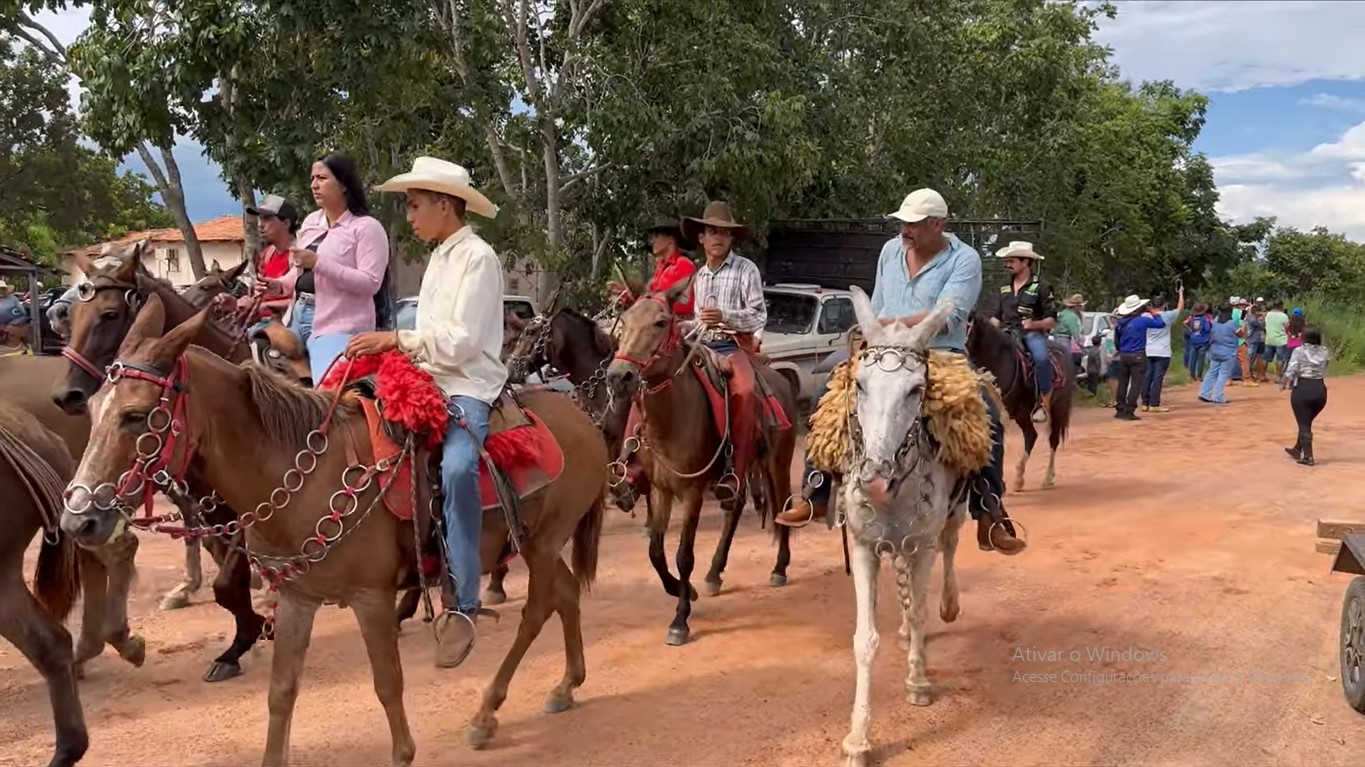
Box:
[694,252,766,336]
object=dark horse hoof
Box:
[203,660,243,683]
[665,626,690,646]
[770,573,788,588]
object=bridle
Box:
[61,277,143,382]
[62,355,195,542]
[610,294,687,391]
[849,344,929,486]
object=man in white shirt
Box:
[345,156,505,669]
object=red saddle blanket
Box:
[323,352,565,519]
[691,355,792,440]
[1014,343,1069,390]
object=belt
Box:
[295,293,315,305]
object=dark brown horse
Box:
[606,278,798,645]
[966,312,1076,490]
[60,296,609,763]
[0,398,87,767]
[54,250,268,682]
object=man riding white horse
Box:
[342,156,506,669]
[776,188,1025,555]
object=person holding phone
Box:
[257,154,389,384]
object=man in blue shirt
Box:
[1111,295,1165,420]
[776,188,1025,555]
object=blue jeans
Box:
[441,396,492,613]
[1022,331,1051,395]
[1142,356,1171,407]
[802,363,1007,518]
[1200,355,1236,403]
[306,333,357,385]
[1188,343,1208,379]
[289,298,314,346]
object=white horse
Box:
[839,289,967,767]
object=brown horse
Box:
[606,278,798,645]
[0,398,87,767]
[60,296,609,763]
[54,250,269,682]
[966,313,1076,490]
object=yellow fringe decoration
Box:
[805,351,1001,478]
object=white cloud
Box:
[1299,93,1365,112]
[1218,183,1365,240]
[1095,1,1365,92]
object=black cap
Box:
[646,217,688,245]
[246,194,300,223]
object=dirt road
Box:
[4,377,1365,766]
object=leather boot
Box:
[1297,436,1315,466]
[976,513,1026,555]
[1032,391,1051,423]
[775,498,826,527]
[433,577,477,668]
[1284,436,1302,461]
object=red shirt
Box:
[648,251,696,315]
[256,246,293,319]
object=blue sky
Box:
[34,1,1365,239]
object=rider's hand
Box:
[699,307,725,325]
[344,331,399,359]
[290,247,318,269]
[252,279,277,298]
[212,293,235,311]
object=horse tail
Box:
[571,490,606,594]
[34,531,82,622]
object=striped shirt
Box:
[693,252,766,336]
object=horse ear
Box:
[664,273,694,310]
[73,252,96,282]
[154,307,210,364]
[120,292,167,355]
[210,259,222,272]
[908,301,955,351]
[849,285,881,343]
[226,260,249,282]
[544,284,568,316]
[115,245,142,282]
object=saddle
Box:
[691,343,792,460]
[1009,333,1068,391]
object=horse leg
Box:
[938,505,965,624]
[73,548,108,676]
[648,488,695,600]
[841,541,880,767]
[703,493,743,597]
[261,589,322,767]
[0,576,89,767]
[483,562,509,606]
[768,446,795,587]
[205,541,267,683]
[902,543,937,706]
[160,493,204,610]
[95,533,144,667]
[1043,421,1062,489]
[545,559,586,714]
[395,588,421,630]
[350,589,416,767]
[468,551,558,750]
[1013,418,1037,492]
[665,495,704,646]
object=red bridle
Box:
[611,294,683,379]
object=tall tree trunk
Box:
[135,144,207,279]
[237,178,262,262]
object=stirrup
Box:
[713,471,742,504]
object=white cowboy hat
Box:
[0,279,10,292]
[376,157,498,219]
[995,240,1044,260]
[1114,294,1149,316]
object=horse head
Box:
[848,286,953,511]
[182,259,248,309]
[52,242,149,414]
[606,274,692,396]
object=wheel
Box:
[1340,576,1365,713]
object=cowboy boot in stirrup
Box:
[775,498,826,527]
[429,575,475,668]
[976,511,1026,555]
[1032,391,1052,423]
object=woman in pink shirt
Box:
[261,154,390,384]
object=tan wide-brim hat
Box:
[376,156,498,219]
[682,201,750,242]
[1064,293,1085,308]
[996,240,1044,260]
[1114,294,1149,316]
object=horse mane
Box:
[241,361,360,447]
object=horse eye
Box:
[653,319,668,328]
[101,310,119,321]
[119,411,148,430]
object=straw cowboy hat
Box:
[1114,295,1149,316]
[375,156,498,219]
[996,241,1044,260]
[0,279,10,293]
[682,201,750,242]
[1063,293,1086,308]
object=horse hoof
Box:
[1042,479,1056,490]
[159,584,192,611]
[907,685,933,706]
[703,579,722,597]
[687,584,699,602]
[120,634,146,667]
[482,589,507,606]
[544,692,575,714]
[665,627,690,646]
[770,573,788,588]
[466,722,497,751]
[204,660,243,683]
[843,752,867,767]
[940,600,960,623]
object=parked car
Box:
[759,283,857,403]
[395,294,540,332]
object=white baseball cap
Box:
[887,188,949,223]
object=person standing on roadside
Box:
[1184,302,1212,381]
[1199,304,1243,404]
[1281,328,1329,466]
[1263,300,1290,382]
[1140,285,1185,412]
[1111,294,1165,420]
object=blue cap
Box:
[1292,307,1304,316]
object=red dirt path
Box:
[4,377,1365,766]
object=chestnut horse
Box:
[606,278,798,645]
[60,297,609,763]
[54,249,269,682]
[0,398,88,767]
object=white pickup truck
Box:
[395,294,540,331]
[759,283,857,403]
